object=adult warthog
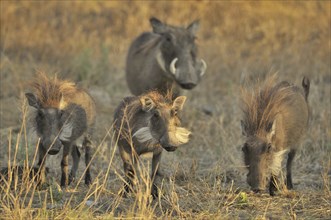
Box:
[126,17,207,98]
[240,75,310,196]
[113,91,191,198]
[25,72,96,188]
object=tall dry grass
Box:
[0,1,330,219]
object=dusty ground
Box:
[0,1,330,219]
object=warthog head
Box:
[26,93,73,155]
[241,120,287,192]
[151,17,207,90]
[133,93,191,152]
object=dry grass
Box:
[0,1,330,219]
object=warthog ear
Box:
[25,93,41,109]
[140,96,155,112]
[187,20,200,36]
[172,96,187,112]
[241,120,248,136]
[150,17,167,34]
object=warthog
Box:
[25,72,96,188]
[113,91,191,198]
[240,76,310,196]
[126,17,207,98]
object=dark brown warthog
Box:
[113,91,191,198]
[240,76,310,196]
[126,17,207,98]
[25,72,96,188]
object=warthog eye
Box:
[242,143,249,153]
[153,111,160,118]
[59,110,65,117]
[162,33,173,43]
[37,110,44,118]
[262,143,272,153]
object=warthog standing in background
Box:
[113,91,191,198]
[240,75,310,196]
[126,17,207,98]
[25,72,96,188]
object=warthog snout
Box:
[179,83,196,90]
[170,58,207,90]
[163,146,177,152]
[43,137,63,155]
[161,142,177,152]
[160,135,177,152]
[247,172,268,193]
[48,139,63,155]
[48,149,60,155]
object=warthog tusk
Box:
[169,126,191,146]
[200,59,207,76]
[170,58,178,75]
[156,51,167,73]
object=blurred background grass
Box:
[0,1,330,219]
[1,1,329,126]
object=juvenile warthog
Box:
[240,76,310,196]
[126,17,207,97]
[25,72,96,188]
[113,91,191,198]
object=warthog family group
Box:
[20,18,310,198]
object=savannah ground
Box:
[0,1,330,219]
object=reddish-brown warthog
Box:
[25,72,96,188]
[240,76,310,196]
[113,91,191,198]
[126,17,207,98]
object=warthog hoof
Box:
[152,184,159,199]
[68,173,75,185]
[85,174,92,186]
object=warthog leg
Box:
[69,145,81,185]
[151,151,162,199]
[123,161,135,195]
[83,136,93,185]
[286,149,296,189]
[60,144,71,188]
[37,143,47,185]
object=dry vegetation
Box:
[0,1,330,219]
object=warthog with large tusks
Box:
[126,17,207,97]
[25,72,96,188]
[240,75,310,196]
[113,91,191,198]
